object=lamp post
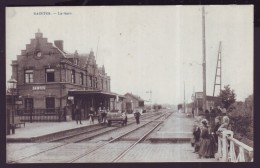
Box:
[8,76,17,134]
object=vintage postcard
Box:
[6,6,253,163]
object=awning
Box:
[68,90,126,99]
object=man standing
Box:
[134,110,141,124]
[192,107,195,118]
[75,105,82,124]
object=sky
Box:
[6,6,253,105]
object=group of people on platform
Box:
[74,106,109,125]
[192,114,230,159]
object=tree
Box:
[218,85,236,110]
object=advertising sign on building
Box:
[195,92,203,99]
[68,96,74,100]
[32,86,46,91]
[15,100,23,105]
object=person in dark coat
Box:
[198,119,215,158]
[212,116,221,144]
[100,108,105,123]
[75,106,82,124]
[192,120,201,153]
[192,107,195,118]
[134,110,141,124]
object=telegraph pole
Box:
[146,90,152,111]
[184,81,186,113]
[202,6,207,112]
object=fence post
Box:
[238,146,245,162]
[221,130,233,162]
[216,135,222,160]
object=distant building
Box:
[10,30,123,122]
[193,92,221,115]
[123,93,145,113]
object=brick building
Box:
[11,30,121,121]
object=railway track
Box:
[69,112,172,163]
[8,111,170,163]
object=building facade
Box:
[193,92,221,115]
[11,31,119,121]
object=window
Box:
[93,77,96,88]
[25,70,34,83]
[90,76,93,87]
[101,79,103,90]
[46,97,55,114]
[80,72,83,85]
[106,80,108,91]
[86,75,88,87]
[46,69,55,82]
[95,77,98,88]
[65,69,67,82]
[71,70,75,83]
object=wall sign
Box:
[195,92,203,99]
[68,96,74,100]
[15,100,23,105]
[32,86,46,91]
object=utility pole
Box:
[184,81,186,113]
[202,6,207,112]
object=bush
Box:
[229,113,252,138]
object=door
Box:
[25,98,34,113]
[25,98,33,122]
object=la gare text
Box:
[33,12,72,15]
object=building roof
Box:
[68,90,126,99]
[124,93,144,101]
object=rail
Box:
[216,130,253,162]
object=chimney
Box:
[35,29,43,38]
[54,40,64,51]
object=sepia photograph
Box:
[5,5,253,163]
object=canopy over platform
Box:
[68,90,126,99]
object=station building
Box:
[123,93,145,113]
[11,30,123,122]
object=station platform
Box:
[6,114,134,143]
[6,112,219,162]
[148,112,194,142]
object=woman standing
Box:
[212,116,221,144]
[198,119,215,158]
[218,116,230,131]
[210,116,222,155]
[192,120,201,153]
